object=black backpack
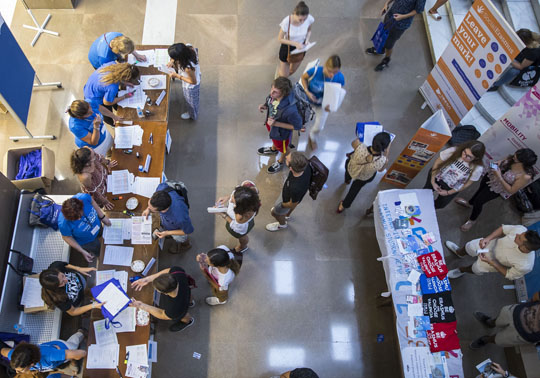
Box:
[162,180,189,208]
[308,156,329,200]
[448,125,480,146]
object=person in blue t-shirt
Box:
[58,193,111,263]
[67,99,113,156]
[300,55,345,150]
[88,32,146,69]
[83,62,140,126]
[1,330,86,375]
[142,182,194,254]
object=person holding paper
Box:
[337,132,391,213]
[67,100,113,156]
[58,194,112,263]
[39,261,103,316]
[1,330,87,375]
[83,62,140,125]
[257,77,303,173]
[142,182,194,253]
[131,266,194,332]
[445,225,540,280]
[88,32,146,69]
[70,147,118,210]
[213,180,260,253]
[167,43,201,120]
[300,55,345,150]
[197,245,242,305]
[277,1,314,77]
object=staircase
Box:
[422,0,540,133]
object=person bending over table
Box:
[39,261,103,316]
[88,32,146,70]
[58,194,112,263]
[131,266,195,332]
[83,62,140,126]
[67,100,114,157]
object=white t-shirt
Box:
[179,44,201,89]
[226,190,255,235]
[207,246,236,291]
[279,14,315,43]
[488,225,535,280]
[435,147,483,190]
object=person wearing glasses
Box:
[423,140,486,209]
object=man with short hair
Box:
[142,182,194,253]
[278,367,319,378]
[257,76,303,174]
[445,225,540,280]
[266,151,311,232]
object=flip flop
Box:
[428,10,442,21]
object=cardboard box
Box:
[24,0,77,9]
[22,274,49,313]
[3,146,55,192]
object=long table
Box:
[373,189,464,378]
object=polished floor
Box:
[0,0,528,377]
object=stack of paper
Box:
[140,75,167,90]
[128,50,156,67]
[290,41,316,55]
[322,82,346,112]
[96,270,129,292]
[118,85,147,109]
[104,218,132,244]
[114,125,144,149]
[96,282,130,317]
[115,307,137,333]
[126,344,149,378]
[108,170,134,194]
[87,343,119,369]
[93,319,118,346]
[20,278,44,308]
[103,245,134,266]
[107,174,161,198]
[154,49,170,66]
[131,216,152,245]
[132,177,161,198]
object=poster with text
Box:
[419,0,524,128]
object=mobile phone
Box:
[490,162,498,170]
[477,248,489,254]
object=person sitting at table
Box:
[445,224,540,280]
[83,62,140,126]
[67,99,114,157]
[142,182,194,254]
[58,193,112,263]
[0,330,87,375]
[131,266,195,332]
[70,147,117,210]
[88,32,146,70]
[39,261,102,316]
[167,43,201,120]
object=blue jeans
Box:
[493,67,520,87]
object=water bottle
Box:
[13,324,25,334]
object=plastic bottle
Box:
[13,324,25,334]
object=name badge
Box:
[91,225,100,235]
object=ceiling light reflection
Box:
[331,325,353,361]
[273,261,294,295]
[268,346,305,367]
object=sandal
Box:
[454,197,472,208]
[460,220,476,232]
[336,202,345,214]
[428,10,442,21]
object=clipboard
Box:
[91,278,131,329]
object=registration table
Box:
[82,45,171,378]
[373,189,464,378]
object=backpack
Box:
[308,156,329,200]
[162,180,189,208]
[448,125,480,146]
[293,83,315,126]
[515,180,540,213]
[28,193,61,230]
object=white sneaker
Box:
[447,268,465,279]
[181,112,191,120]
[445,241,464,258]
[206,296,227,306]
[265,222,287,232]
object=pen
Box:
[124,351,130,364]
[149,133,153,144]
[116,366,124,378]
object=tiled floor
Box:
[0,0,529,377]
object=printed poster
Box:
[419,0,524,128]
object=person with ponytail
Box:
[196,246,242,306]
[39,261,100,316]
[455,148,538,231]
[167,43,201,120]
[83,62,140,125]
[423,140,486,209]
[67,100,113,156]
[277,1,314,77]
[88,33,146,69]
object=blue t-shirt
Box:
[58,193,101,245]
[156,183,194,234]
[69,101,106,148]
[388,0,426,30]
[8,341,67,372]
[306,66,345,104]
[88,32,123,69]
[83,62,120,109]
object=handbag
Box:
[287,15,306,64]
[509,65,540,87]
[371,17,395,54]
[91,278,131,329]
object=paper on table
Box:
[399,192,420,208]
[290,41,317,55]
[109,170,134,195]
[140,75,167,90]
[322,82,346,112]
[114,127,135,149]
[122,218,132,240]
[407,303,424,317]
[96,282,130,317]
[154,49,170,66]
[131,216,152,245]
[132,125,144,146]
[133,177,161,198]
[103,219,124,245]
[115,306,136,333]
[118,85,147,109]
[93,319,118,346]
[103,245,134,266]
[407,270,421,284]
[126,344,149,366]
[128,50,156,67]
[20,278,44,308]
[126,362,149,378]
[86,343,119,369]
[96,270,129,292]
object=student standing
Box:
[277,1,314,77]
[67,100,113,156]
[197,246,241,305]
[366,0,426,71]
[167,43,201,120]
[300,55,345,150]
[88,32,146,69]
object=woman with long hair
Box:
[67,100,113,156]
[277,1,314,77]
[39,261,101,316]
[70,147,117,210]
[423,140,486,209]
[213,180,261,253]
[83,62,140,125]
[167,43,201,120]
[196,246,242,306]
[455,148,537,231]
[88,33,146,69]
